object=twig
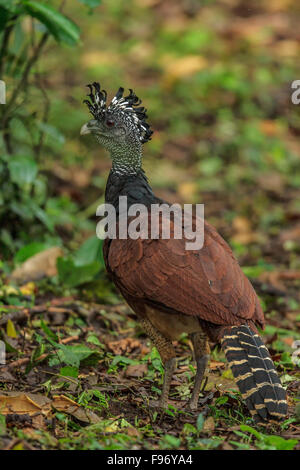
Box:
[0,309,30,326]
[39,369,79,385]
[2,117,13,154]
[1,32,48,154]
[2,356,30,369]
[34,73,51,160]
[0,15,17,78]
[2,438,22,451]
[1,32,49,125]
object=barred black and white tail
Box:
[221,324,287,423]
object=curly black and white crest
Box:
[83,82,153,143]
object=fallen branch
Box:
[0,309,30,326]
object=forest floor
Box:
[0,245,299,450]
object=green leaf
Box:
[86,334,102,346]
[0,414,6,437]
[215,396,228,406]
[196,412,205,431]
[0,0,23,21]
[260,435,298,450]
[23,200,54,232]
[0,0,13,8]
[0,229,15,251]
[240,425,262,440]
[242,266,268,278]
[77,0,101,8]
[8,156,37,186]
[6,318,17,338]
[0,6,10,31]
[23,1,80,46]
[36,122,65,146]
[41,320,58,341]
[14,242,50,264]
[26,343,46,373]
[48,340,99,367]
[111,355,137,367]
[0,0,20,13]
[163,435,180,448]
[60,366,79,378]
[182,423,197,435]
[74,236,104,267]
[150,347,163,373]
[57,257,101,288]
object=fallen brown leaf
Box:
[125,364,148,378]
[280,225,300,243]
[232,216,258,244]
[161,55,207,89]
[282,337,296,347]
[209,360,226,370]
[0,392,100,426]
[10,247,63,283]
[52,395,100,424]
[107,337,142,355]
[0,392,51,416]
[203,416,215,432]
[127,427,141,438]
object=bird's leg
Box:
[159,357,176,409]
[140,317,176,409]
[188,331,210,410]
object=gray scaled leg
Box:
[140,317,176,409]
[188,331,210,410]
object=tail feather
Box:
[221,324,287,423]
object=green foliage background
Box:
[0,0,300,269]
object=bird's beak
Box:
[80,119,100,136]
[80,122,91,135]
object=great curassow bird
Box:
[80,83,287,424]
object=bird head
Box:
[80,82,153,153]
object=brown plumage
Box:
[103,211,287,423]
[81,82,287,424]
[104,214,264,333]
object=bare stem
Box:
[1,32,49,126]
[34,74,51,160]
[0,15,18,78]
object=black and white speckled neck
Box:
[110,144,142,176]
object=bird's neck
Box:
[105,167,158,213]
[110,145,142,176]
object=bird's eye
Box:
[106,120,115,127]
